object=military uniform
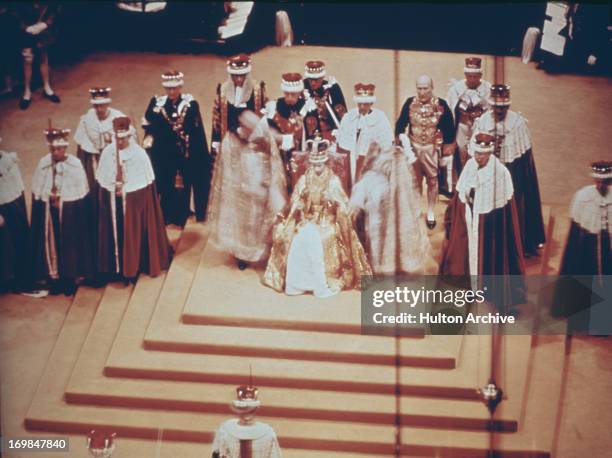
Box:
[211,54,267,151]
[302,60,347,141]
[143,70,212,226]
[395,94,455,211]
[264,72,317,191]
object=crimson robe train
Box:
[440,156,526,307]
[0,151,30,289]
[96,139,171,278]
[471,110,545,256]
[30,154,94,282]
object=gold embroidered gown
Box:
[263,166,372,296]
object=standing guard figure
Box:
[143,70,212,226]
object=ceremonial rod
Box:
[393,47,402,457]
[482,54,506,458]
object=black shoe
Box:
[43,92,61,103]
[426,218,436,230]
[237,259,248,270]
[19,97,31,110]
[123,276,138,286]
[63,282,77,296]
[439,189,454,199]
[49,282,63,295]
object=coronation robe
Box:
[552,185,611,320]
[143,93,212,226]
[440,156,526,305]
[96,140,171,278]
[30,154,94,283]
[207,118,287,263]
[303,77,347,141]
[211,77,267,147]
[74,107,125,260]
[0,151,30,289]
[263,166,372,297]
[74,107,125,191]
[211,419,281,458]
[470,110,545,256]
[560,185,611,275]
[350,146,436,275]
[337,107,394,186]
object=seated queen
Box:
[263,135,372,297]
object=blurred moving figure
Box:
[208,109,287,271]
[337,83,393,187]
[275,10,293,46]
[523,2,611,74]
[350,143,436,275]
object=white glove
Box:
[211,141,220,153]
[281,134,294,151]
[587,55,597,66]
[26,22,48,35]
[300,97,317,116]
[399,134,417,164]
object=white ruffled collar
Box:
[471,110,532,164]
[570,185,611,234]
[31,154,88,202]
[155,93,194,113]
[457,155,514,214]
[0,151,24,204]
[220,419,272,440]
[223,77,254,107]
